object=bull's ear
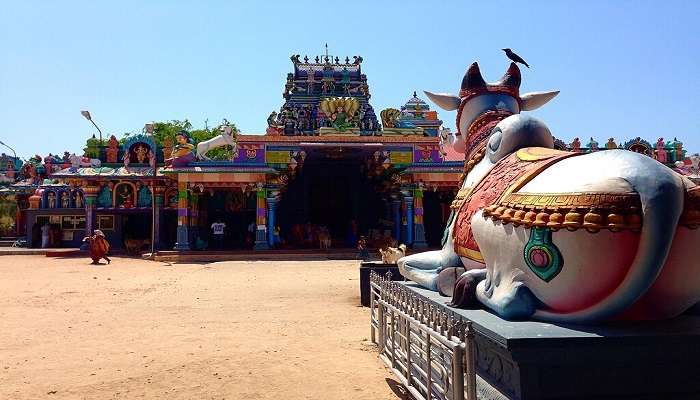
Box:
[521,90,560,111]
[424,91,461,111]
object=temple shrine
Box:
[0,53,698,252]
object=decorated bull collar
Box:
[464,110,514,159]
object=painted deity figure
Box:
[117,185,134,208]
[106,135,120,163]
[162,136,174,159]
[570,137,581,152]
[61,192,70,208]
[135,144,149,163]
[137,184,152,207]
[97,183,113,208]
[674,139,684,161]
[656,138,668,163]
[165,131,195,167]
[331,106,353,131]
[588,137,599,151]
[606,138,617,149]
[47,192,56,208]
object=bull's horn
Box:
[424,91,461,111]
[494,62,521,89]
[520,90,560,111]
[462,62,486,91]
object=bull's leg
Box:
[475,278,537,320]
[398,213,463,292]
[398,247,462,292]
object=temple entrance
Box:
[194,189,256,250]
[423,190,455,247]
[162,209,177,249]
[277,148,389,248]
[121,211,153,253]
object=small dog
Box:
[379,244,407,264]
[318,229,331,250]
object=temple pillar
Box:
[153,186,165,250]
[190,192,199,244]
[174,181,190,251]
[83,186,99,237]
[266,195,278,247]
[254,185,269,250]
[404,196,414,246]
[413,188,428,248]
[392,197,401,244]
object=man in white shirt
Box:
[210,219,226,250]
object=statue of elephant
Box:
[398,61,700,324]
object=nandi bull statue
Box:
[196,120,237,160]
[398,61,700,324]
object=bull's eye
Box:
[488,128,502,151]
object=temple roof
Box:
[237,134,439,144]
[50,166,164,179]
[403,92,429,110]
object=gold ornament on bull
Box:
[320,97,359,131]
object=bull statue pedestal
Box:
[406,283,700,400]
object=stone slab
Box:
[402,282,700,400]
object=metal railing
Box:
[370,271,477,400]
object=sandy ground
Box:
[0,255,406,400]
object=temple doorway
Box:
[277,148,389,248]
[122,211,152,253]
[422,190,455,247]
[194,189,256,250]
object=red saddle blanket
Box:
[453,147,578,262]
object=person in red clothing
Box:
[83,230,111,265]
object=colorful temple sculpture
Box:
[398,61,700,324]
[0,53,697,264]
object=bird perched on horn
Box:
[502,48,530,68]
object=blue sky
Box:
[1,1,698,159]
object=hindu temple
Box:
[1,53,698,253]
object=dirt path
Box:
[0,256,405,399]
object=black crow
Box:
[502,48,530,68]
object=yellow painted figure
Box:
[166,131,195,167]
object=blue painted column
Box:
[404,196,414,246]
[266,196,277,247]
[392,197,401,243]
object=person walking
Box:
[83,230,111,265]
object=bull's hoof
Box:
[448,272,480,308]
[437,267,466,297]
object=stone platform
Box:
[403,283,700,400]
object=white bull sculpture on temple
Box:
[196,123,237,160]
[398,62,700,324]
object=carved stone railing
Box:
[370,271,477,400]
